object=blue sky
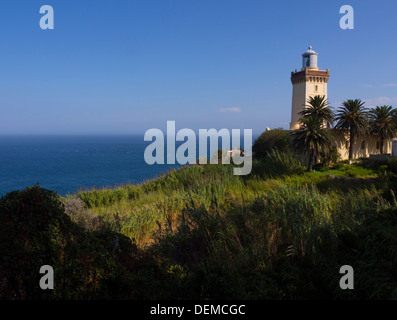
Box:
[0,0,396,135]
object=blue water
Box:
[0,134,255,197]
[0,135,184,197]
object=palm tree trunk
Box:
[308,149,314,172]
[314,145,319,164]
[349,130,354,162]
[380,138,384,154]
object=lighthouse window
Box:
[303,56,310,68]
[315,85,318,92]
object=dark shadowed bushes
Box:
[0,186,156,300]
[148,183,397,299]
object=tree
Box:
[368,105,396,154]
[299,95,334,128]
[252,128,291,160]
[299,95,334,163]
[391,108,397,128]
[334,99,368,161]
[290,116,332,172]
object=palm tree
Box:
[290,116,332,172]
[334,99,368,161]
[299,95,334,163]
[390,107,397,132]
[299,95,334,128]
[368,105,396,154]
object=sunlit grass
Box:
[64,154,385,247]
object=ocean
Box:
[0,134,253,197]
[0,135,183,197]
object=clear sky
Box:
[1,0,396,135]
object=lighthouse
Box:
[290,47,330,130]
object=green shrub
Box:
[0,185,145,300]
[253,128,292,160]
[321,146,341,167]
[387,158,397,174]
[330,163,376,177]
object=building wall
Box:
[288,131,394,165]
[290,81,306,128]
[332,133,392,160]
[305,76,327,104]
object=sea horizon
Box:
[0,134,177,197]
[0,133,257,197]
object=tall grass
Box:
[10,152,397,299]
[149,182,397,299]
[69,153,389,247]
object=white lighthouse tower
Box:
[290,46,330,130]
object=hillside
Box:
[1,152,397,299]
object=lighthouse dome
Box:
[302,46,318,69]
[302,46,318,56]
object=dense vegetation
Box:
[2,150,397,299]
